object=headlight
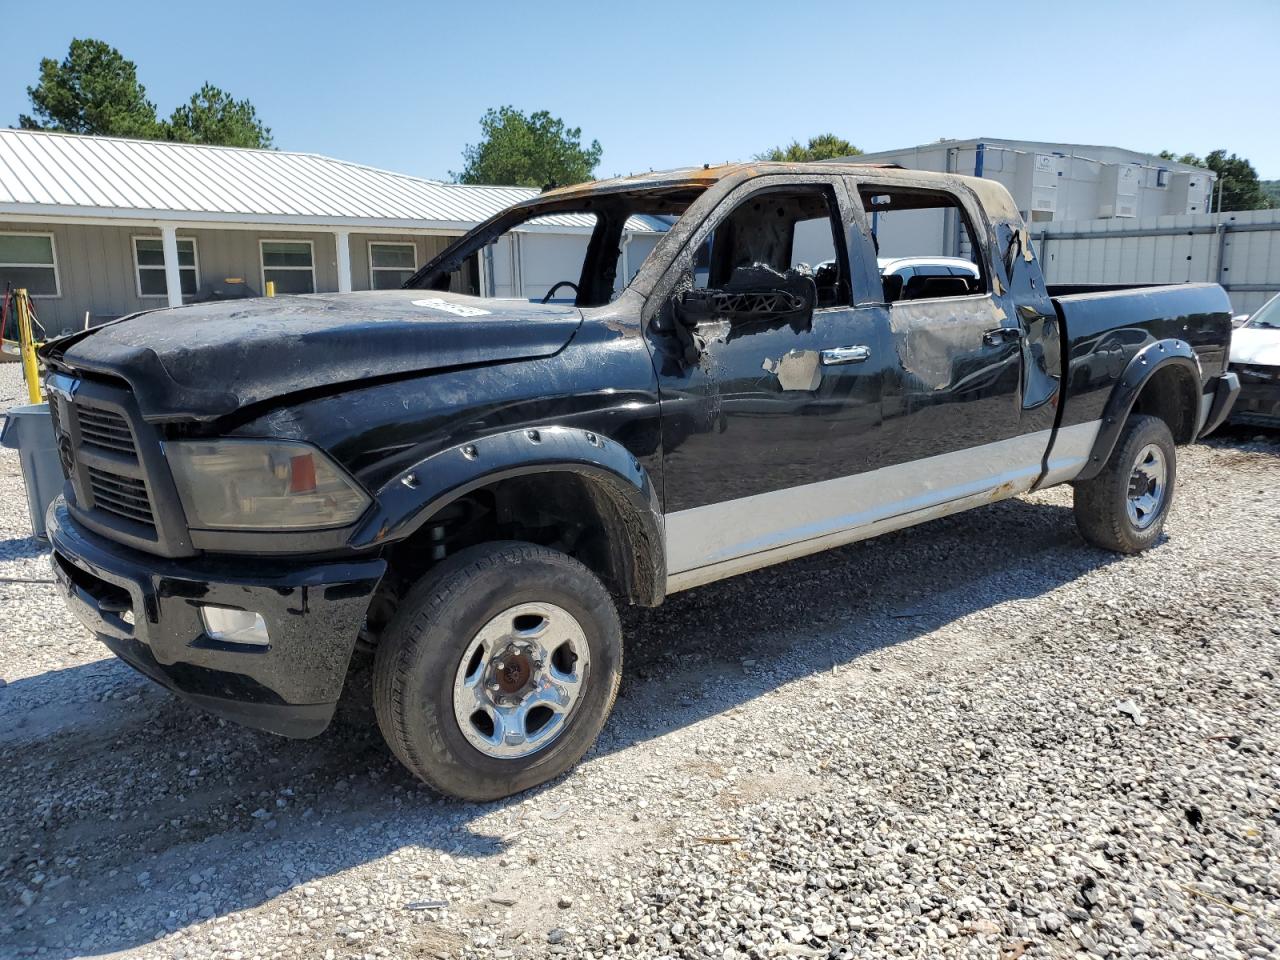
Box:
[166,439,370,530]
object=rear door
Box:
[844,175,1063,493]
[852,178,1026,459]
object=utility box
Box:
[1,403,62,541]
[1015,152,1063,222]
[1098,164,1141,218]
[1165,171,1212,215]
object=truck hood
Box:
[1229,326,1280,367]
[48,290,583,422]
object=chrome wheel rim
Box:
[1126,443,1167,530]
[451,602,590,760]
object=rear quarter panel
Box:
[1053,282,1232,429]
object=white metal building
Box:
[844,139,1218,263]
[0,129,660,336]
[849,138,1218,224]
[842,137,1276,314]
[1037,208,1280,315]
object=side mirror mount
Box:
[677,264,817,324]
[658,264,817,365]
[680,286,811,321]
[1232,313,1250,328]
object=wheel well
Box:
[366,472,662,642]
[1132,363,1198,444]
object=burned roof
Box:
[532,161,974,204]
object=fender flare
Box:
[351,426,666,605]
[1074,338,1201,483]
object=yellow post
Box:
[265,280,275,298]
[15,289,41,404]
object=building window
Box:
[133,236,199,298]
[261,240,315,294]
[369,242,417,289]
[0,233,59,297]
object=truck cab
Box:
[41,163,1238,800]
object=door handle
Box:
[820,345,871,365]
[983,327,1025,346]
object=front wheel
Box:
[1073,414,1177,554]
[373,541,622,801]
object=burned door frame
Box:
[645,172,894,579]
[839,173,1040,468]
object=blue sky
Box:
[2,0,1278,180]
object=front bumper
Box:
[47,499,386,738]
[1228,365,1280,427]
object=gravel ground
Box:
[1,358,1277,960]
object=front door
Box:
[646,176,893,579]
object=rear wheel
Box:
[372,541,622,801]
[1073,414,1177,554]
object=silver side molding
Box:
[1036,419,1102,487]
[1196,389,1214,436]
[663,421,1101,594]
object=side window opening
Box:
[485,213,598,303]
[693,186,850,308]
[413,187,702,305]
[860,187,984,303]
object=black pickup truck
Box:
[40,163,1238,800]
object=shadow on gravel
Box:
[0,535,48,561]
[1,496,1124,957]
[1206,423,1280,455]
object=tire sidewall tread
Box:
[1073,414,1177,554]
[373,541,621,802]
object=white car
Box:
[877,256,980,301]
[876,256,981,280]
[1228,292,1280,427]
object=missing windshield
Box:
[408,187,703,307]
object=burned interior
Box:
[691,186,850,308]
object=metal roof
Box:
[0,128,662,233]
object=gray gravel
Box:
[1,354,1276,959]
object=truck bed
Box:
[1049,281,1234,435]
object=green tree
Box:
[754,134,861,163]
[19,38,160,138]
[163,83,273,149]
[1160,149,1273,211]
[453,107,602,188]
[1263,180,1280,208]
[19,39,274,149]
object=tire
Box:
[372,541,622,801]
[1073,414,1177,554]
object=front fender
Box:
[349,426,665,603]
[1075,338,1200,482]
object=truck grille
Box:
[86,466,155,528]
[76,407,137,454]
[47,381,159,534]
[48,400,73,476]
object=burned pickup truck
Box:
[40,163,1238,800]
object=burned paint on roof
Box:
[532,161,968,205]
